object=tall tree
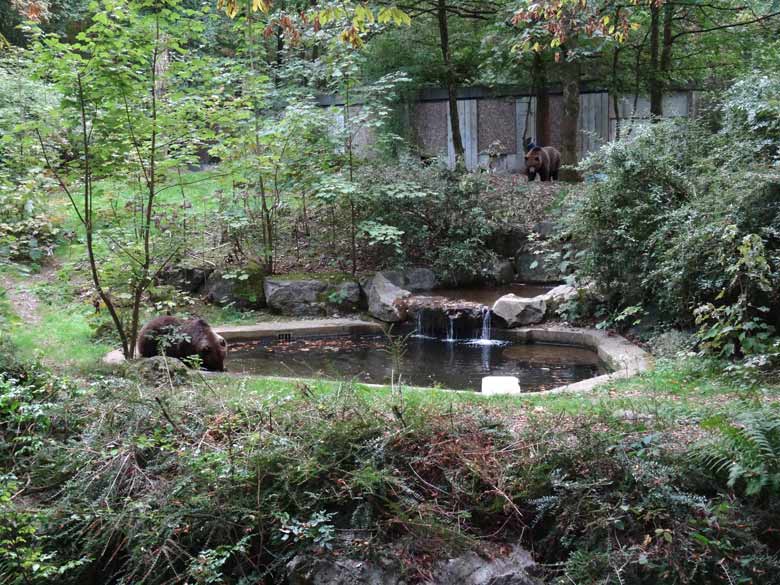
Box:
[383,0,501,164]
[646,0,780,116]
[513,0,639,177]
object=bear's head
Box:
[524,146,545,174]
[193,320,228,371]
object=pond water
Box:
[227,331,605,392]
[428,283,555,306]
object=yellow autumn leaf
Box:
[252,0,270,13]
[378,7,411,26]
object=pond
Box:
[227,329,605,392]
[428,283,555,306]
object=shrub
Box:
[359,158,499,283]
[564,106,780,354]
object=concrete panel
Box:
[448,99,479,170]
[478,98,517,154]
[414,100,448,157]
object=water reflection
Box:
[227,333,605,392]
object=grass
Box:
[211,355,780,423]
[9,305,112,371]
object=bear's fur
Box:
[524,146,561,182]
[136,316,227,371]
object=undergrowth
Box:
[1,344,779,584]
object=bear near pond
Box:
[524,145,561,182]
[136,316,227,371]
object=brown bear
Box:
[524,145,561,182]
[136,316,227,371]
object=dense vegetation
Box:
[2,0,780,583]
[2,338,780,584]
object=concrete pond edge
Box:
[104,319,651,397]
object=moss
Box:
[232,261,267,307]
[270,271,357,285]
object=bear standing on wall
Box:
[136,316,227,371]
[524,145,561,182]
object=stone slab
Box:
[481,376,522,396]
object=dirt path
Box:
[0,263,58,324]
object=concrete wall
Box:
[324,88,697,173]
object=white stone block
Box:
[481,376,522,396]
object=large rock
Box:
[204,264,265,309]
[492,294,546,327]
[539,284,578,313]
[485,227,529,258]
[367,273,411,322]
[374,268,438,292]
[159,265,213,294]
[286,554,403,585]
[264,278,327,317]
[330,281,362,311]
[492,260,516,285]
[432,545,542,585]
[263,277,364,316]
[128,356,191,386]
[404,267,437,292]
[377,270,406,288]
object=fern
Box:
[695,407,780,497]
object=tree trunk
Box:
[660,3,674,89]
[560,46,580,181]
[436,0,464,165]
[532,52,550,147]
[649,3,662,118]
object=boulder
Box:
[531,220,556,239]
[404,267,437,292]
[204,270,234,305]
[492,260,516,285]
[159,265,213,294]
[485,227,529,258]
[492,294,546,327]
[286,554,403,585]
[539,284,578,313]
[432,545,542,585]
[327,281,363,312]
[377,270,406,288]
[367,273,411,322]
[128,356,191,386]
[264,278,327,317]
[205,265,265,309]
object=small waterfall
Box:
[445,314,456,343]
[467,306,509,347]
[415,311,424,337]
[481,308,492,341]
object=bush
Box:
[359,158,499,283]
[564,109,780,355]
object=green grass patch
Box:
[10,306,111,371]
